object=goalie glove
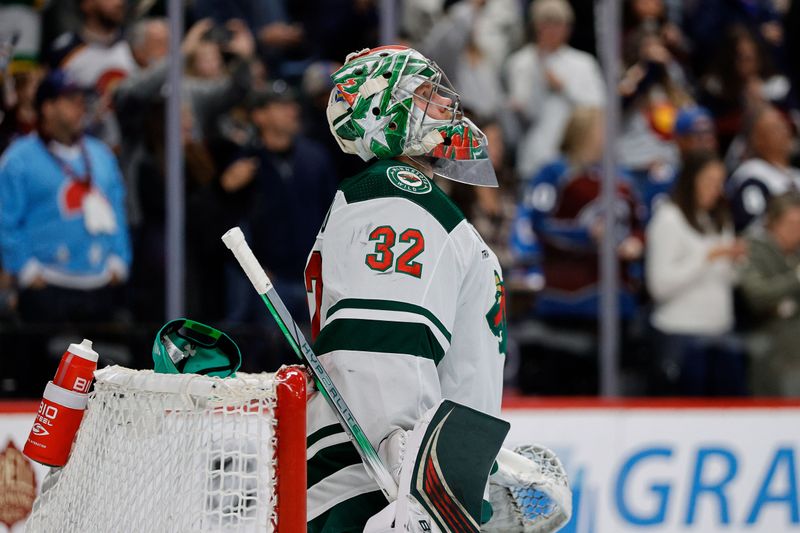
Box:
[482,444,572,533]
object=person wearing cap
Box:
[641,105,719,223]
[0,69,131,322]
[219,80,336,363]
[673,105,718,154]
[0,68,131,396]
[505,0,605,180]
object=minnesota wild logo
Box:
[387,166,432,194]
[485,271,507,354]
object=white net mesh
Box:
[483,445,571,533]
[510,444,571,532]
[26,366,295,533]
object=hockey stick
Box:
[222,227,399,501]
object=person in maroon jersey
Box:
[518,106,644,321]
[511,106,645,394]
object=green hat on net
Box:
[152,319,241,378]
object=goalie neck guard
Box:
[326,45,498,187]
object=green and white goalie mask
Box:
[153,319,242,378]
[327,45,498,187]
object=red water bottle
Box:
[53,339,98,394]
[23,382,88,466]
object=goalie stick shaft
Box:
[257,290,397,496]
[222,227,398,501]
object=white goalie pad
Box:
[482,444,572,533]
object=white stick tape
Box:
[221,227,273,294]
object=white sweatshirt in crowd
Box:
[646,202,737,335]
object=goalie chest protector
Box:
[304,159,506,525]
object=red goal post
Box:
[273,365,307,530]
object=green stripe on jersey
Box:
[314,318,445,365]
[308,490,386,533]
[308,423,345,450]
[339,159,465,233]
[308,441,362,488]
[327,298,452,342]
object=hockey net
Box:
[25,365,307,533]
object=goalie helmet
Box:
[326,45,498,187]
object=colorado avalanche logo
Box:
[96,68,128,95]
[485,271,507,354]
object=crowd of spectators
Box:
[1,0,799,399]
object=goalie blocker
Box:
[366,400,509,533]
[365,401,572,533]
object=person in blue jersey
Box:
[509,106,644,395]
[513,106,644,321]
[0,69,131,393]
[727,105,800,233]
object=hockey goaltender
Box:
[302,45,572,533]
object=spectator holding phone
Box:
[646,150,747,395]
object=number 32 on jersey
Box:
[304,225,426,340]
[365,226,425,278]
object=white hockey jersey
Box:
[304,159,506,528]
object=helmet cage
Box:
[392,70,467,152]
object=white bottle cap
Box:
[67,339,99,362]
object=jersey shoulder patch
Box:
[339,159,465,233]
